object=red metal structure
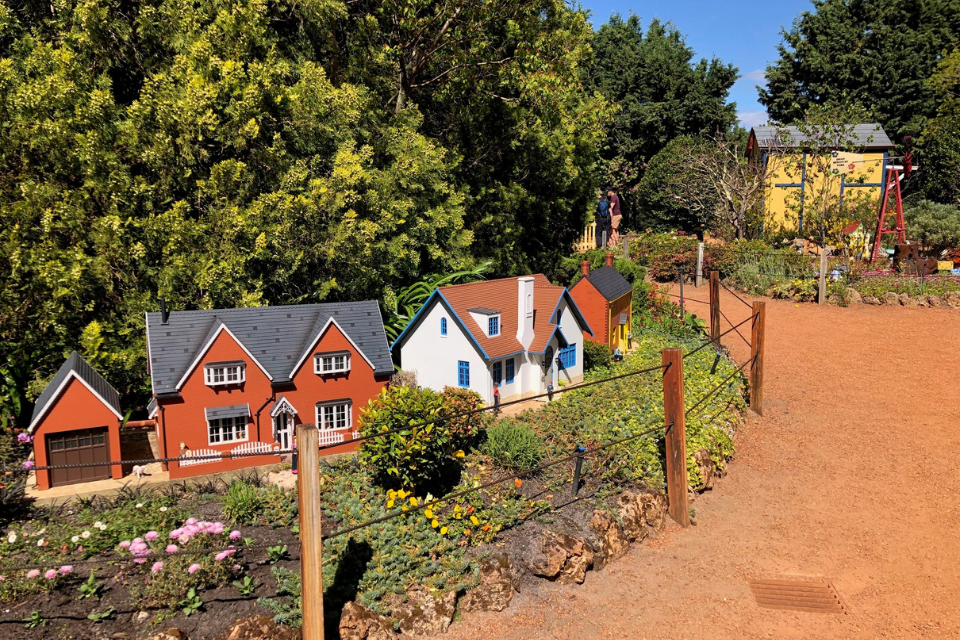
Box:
[870,163,908,263]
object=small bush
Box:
[583,340,611,371]
[223,480,263,525]
[905,200,960,255]
[482,422,544,471]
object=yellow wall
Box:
[762,150,887,231]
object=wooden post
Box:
[818,249,829,304]
[296,423,325,640]
[622,236,630,259]
[750,302,766,416]
[696,242,704,288]
[661,348,690,527]
[709,271,720,344]
[678,269,685,318]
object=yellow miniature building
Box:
[747,123,894,232]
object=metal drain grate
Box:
[749,578,845,614]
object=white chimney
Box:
[516,277,535,349]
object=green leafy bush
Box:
[905,200,960,255]
[223,480,264,524]
[482,422,544,471]
[258,566,302,628]
[583,339,611,371]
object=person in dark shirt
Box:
[607,187,622,245]
[596,192,610,248]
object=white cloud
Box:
[738,110,769,129]
[741,69,766,82]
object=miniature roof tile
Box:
[146,301,392,396]
[750,123,893,150]
[30,351,122,431]
[577,266,633,302]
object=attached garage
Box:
[46,427,112,487]
[29,352,124,491]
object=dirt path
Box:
[446,285,960,639]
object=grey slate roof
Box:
[751,123,893,150]
[204,404,250,420]
[582,267,633,302]
[146,301,393,396]
[30,351,122,430]
[466,307,501,315]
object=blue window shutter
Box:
[493,361,502,384]
[458,361,470,387]
[505,358,515,384]
[441,317,447,336]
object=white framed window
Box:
[316,401,351,430]
[314,351,351,375]
[204,361,245,387]
[207,416,248,445]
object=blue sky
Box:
[580,0,812,129]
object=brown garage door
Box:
[46,428,111,487]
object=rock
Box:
[339,602,397,640]
[693,448,716,490]
[616,491,667,542]
[900,293,918,307]
[916,295,929,307]
[863,295,880,305]
[845,288,863,304]
[944,291,960,308]
[928,296,941,307]
[146,630,185,640]
[589,511,630,570]
[883,292,900,306]
[827,293,839,304]
[390,590,456,637]
[214,615,301,640]
[529,530,594,585]
[134,611,151,624]
[459,554,516,612]
[267,470,297,490]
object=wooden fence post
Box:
[696,242,704,288]
[678,269,685,318]
[818,249,829,304]
[750,302,766,416]
[661,348,690,527]
[709,271,720,344]
[296,423,325,640]
[623,236,630,259]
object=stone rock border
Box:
[845,288,960,308]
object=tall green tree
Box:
[759,0,960,142]
[584,14,738,218]
[918,48,960,204]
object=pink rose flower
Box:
[151,562,164,573]
[229,530,241,540]
[26,569,40,579]
[59,565,73,575]
[188,563,200,574]
[134,558,146,564]
[166,544,178,554]
[186,518,197,525]
[44,569,57,579]
[145,531,158,541]
[22,460,34,469]
[215,551,228,561]
[169,529,182,539]
[119,540,131,549]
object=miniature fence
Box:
[574,222,597,253]
[6,306,765,638]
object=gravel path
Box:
[445,286,960,639]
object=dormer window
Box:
[488,316,500,336]
[467,307,501,337]
[314,351,351,375]
[204,361,245,387]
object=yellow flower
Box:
[470,516,479,526]
[401,506,409,512]
[387,489,397,498]
[424,509,433,519]
[387,500,395,508]
[431,519,439,528]
[397,490,408,499]
[440,527,448,535]
[454,450,465,459]
[409,497,418,506]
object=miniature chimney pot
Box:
[581,260,591,277]
[605,253,614,267]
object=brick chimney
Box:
[581,260,591,277]
[605,253,614,267]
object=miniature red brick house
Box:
[28,351,125,490]
[146,301,393,479]
[569,255,633,352]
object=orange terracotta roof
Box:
[440,275,566,359]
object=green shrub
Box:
[905,200,960,255]
[583,339,611,371]
[358,385,457,491]
[223,480,263,524]
[482,422,544,471]
[437,386,487,449]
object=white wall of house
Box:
[555,297,585,384]
[399,300,491,402]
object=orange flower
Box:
[466,506,475,515]
[463,529,471,536]
[482,525,491,532]
[514,478,522,488]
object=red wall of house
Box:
[32,377,122,490]
[569,280,609,347]
[158,322,389,480]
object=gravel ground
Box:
[443,286,960,640]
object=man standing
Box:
[596,191,610,248]
[607,187,622,245]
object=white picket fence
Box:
[318,429,346,446]
[180,448,222,467]
[231,441,279,457]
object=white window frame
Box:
[315,401,352,431]
[204,362,245,387]
[206,415,249,445]
[314,351,351,375]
